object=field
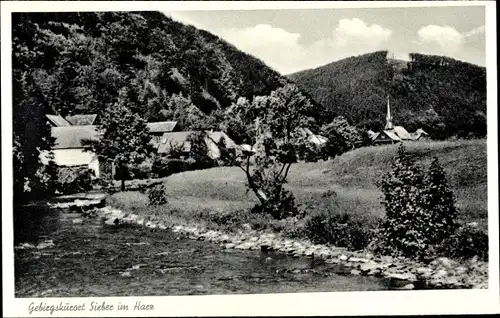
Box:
[110,139,488,233]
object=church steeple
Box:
[385,95,393,130]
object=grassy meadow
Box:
[110,139,488,234]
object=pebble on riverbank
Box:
[91,205,488,290]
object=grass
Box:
[110,139,488,235]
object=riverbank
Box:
[15,202,390,297]
[96,204,488,290]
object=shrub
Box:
[439,225,488,261]
[297,142,322,162]
[147,184,168,206]
[128,160,153,180]
[251,184,304,220]
[55,166,94,194]
[304,211,375,250]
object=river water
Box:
[14,205,388,297]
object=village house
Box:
[157,130,238,159]
[42,115,182,177]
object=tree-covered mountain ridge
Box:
[13,11,320,132]
[288,51,486,139]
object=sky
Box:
[163,6,486,75]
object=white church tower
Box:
[385,95,393,130]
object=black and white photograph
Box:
[2,1,499,317]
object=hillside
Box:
[12,11,299,128]
[288,51,487,139]
[147,139,486,231]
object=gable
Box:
[65,114,97,126]
[46,114,72,127]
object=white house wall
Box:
[40,149,100,178]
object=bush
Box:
[55,166,94,194]
[252,185,304,220]
[297,142,322,162]
[128,160,154,180]
[304,211,375,250]
[439,225,488,261]
[147,184,168,206]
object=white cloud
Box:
[334,18,392,48]
[214,18,392,74]
[464,25,485,38]
[215,24,305,73]
[417,25,463,52]
[416,25,485,65]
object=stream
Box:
[14,204,389,297]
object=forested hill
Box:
[288,51,487,139]
[13,11,313,130]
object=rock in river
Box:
[72,218,84,224]
[37,240,55,249]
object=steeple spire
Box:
[385,95,393,130]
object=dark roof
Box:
[147,121,178,133]
[46,114,72,127]
[157,131,193,153]
[206,131,238,148]
[66,114,97,126]
[51,126,99,149]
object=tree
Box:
[12,70,56,201]
[229,84,314,219]
[421,157,458,244]
[85,88,154,191]
[320,122,349,159]
[186,131,213,166]
[377,146,459,259]
[216,136,237,166]
[377,144,427,257]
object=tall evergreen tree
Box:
[85,88,154,191]
[422,157,459,244]
[378,144,428,257]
